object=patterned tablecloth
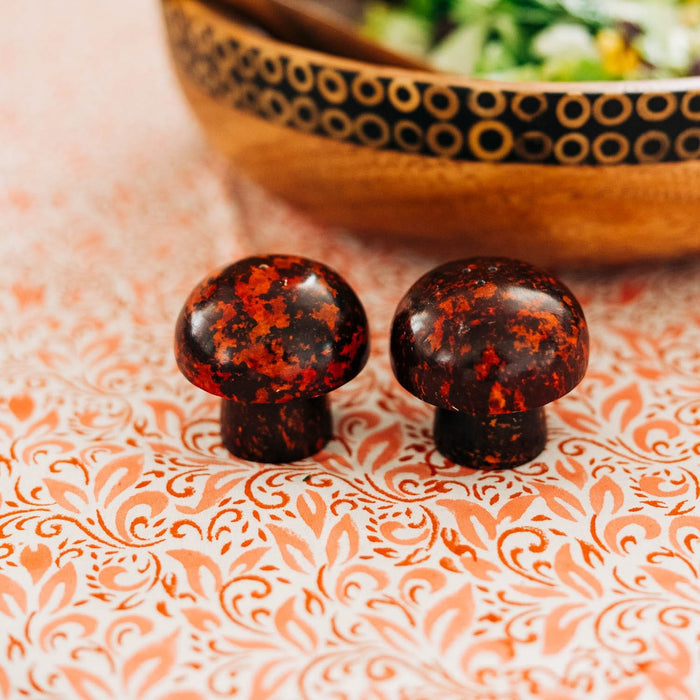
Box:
[2,2,700,699]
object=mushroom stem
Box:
[433,407,547,469]
[220,396,332,463]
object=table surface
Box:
[2,2,700,699]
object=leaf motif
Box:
[555,458,588,489]
[296,491,327,539]
[266,524,314,573]
[640,634,694,698]
[641,566,700,602]
[553,543,602,599]
[461,638,514,674]
[362,613,416,649]
[542,603,589,655]
[590,475,625,515]
[0,664,9,699]
[497,495,537,523]
[144,399,187,437]
[115,491,169,542]
[462,556,502,582]
[0,573,26,616]
[356,422,402,472]
[26,409,59,438]
[94,453,144,507]
[122,630,179,698]
[424,583,474,653]
[273,596,317,652]
[37,349,70,369]
[653,633,691,675]
[177,471,245,515]
[250,660,294,700]
[512,584,567,599]
[44,479,89,514]
[533,484,585,522]
[552,406,600,434]
[229,547,270,576]
[436,500,497,549]
[166,550,222,598]
[181,607,220,633]
[601,383,643,433]
[326,513,359,567]
[60,666,114,700]
[39,562,77,612]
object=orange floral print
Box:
[1,1,700,698]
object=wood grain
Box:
[163,0,700,267]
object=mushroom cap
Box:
[390,258,589,415]
[175,255,369,403]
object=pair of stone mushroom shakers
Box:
[175,255,589,469]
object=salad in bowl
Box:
[361,0,700,80]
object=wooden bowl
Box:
[161,0,700,266]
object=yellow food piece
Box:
[596,28,642,77]
[681,4,700,25]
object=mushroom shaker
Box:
[390,258,589,468]
[175,255,369,463]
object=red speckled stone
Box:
[220,396,331,463]
[390,257,589,469]
[391,257,589,416]
[174,255,369,462]
[175,255,369,403]
[433,407,547,469]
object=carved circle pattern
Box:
[291,95,320,132]
[592,131,631,164]
[592,93,634,126]
[355,113,391,148]
[287,58,315,92]
[636,92,678,121]
[554,132,591,164]
[387,78,422,113]
[4,2,700,698]
[164,8,700,165]
[514,130,554,161]
[675,127,700,159]
[427,122,464,157]
[352,74,385,107]
[634,129,671,162]
[511,92,549,121]
[394,119,424,152]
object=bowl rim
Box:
[190,0,700,96]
